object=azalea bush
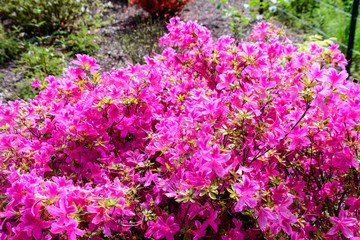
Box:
[130,0,193,18]
[1,18,360,239]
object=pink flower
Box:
[72,54,100,73]
[254,207,277,231]
[192,220,207,240]
[31,78,41,91]
[18,205,50,239]
[324,68,348,87]
[233,175,260,212]
[287,126,311,150]
[46,197,77,224]
[201,144,230,177]
[346,197,360,212]
[328,210,356,238]
[50,218,85,240]
[145,216,180,240]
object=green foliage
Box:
[14,44,68,99]
[285,0,318,16]
[118,18,166,65]
[64,25,100,56]
[0,24,20,64]
[0,0,90,36]
[297,35,337,50]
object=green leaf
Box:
[199,191,207,197]
[209,192,217,200]
[175,197,188,203]
[37,21,46,26]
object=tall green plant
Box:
[14,44,68,99]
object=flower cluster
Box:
[130,0,193,18]
[1,18,360,239]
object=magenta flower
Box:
[46,197,77,224]
[18,205,50,239]
[72,54,100,73]
[346,197,360,212]
[233,175,260,212]
[287,126,311,150]
[145,216,180,240]
[192,220,207,240]
[328,210,356,238]
[203,210,218,232]
[50,218,85,240]
[142,171,160,187]
[202,144,230,177]
[254,207,277,231]
[325,68,348,86]
[31,78,41,91]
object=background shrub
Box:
[65,24,101,56]
[0,24,19,64]
[0,0,90,37]
[14,44,67,99]
[130,0,193,18]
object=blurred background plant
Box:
[0,0,90,37]
[130,0,193,19]
[220,3,249,40]
[118,17,166,64]
[64,24,101,56]
[0,24,20,64]
[214,0,289,40]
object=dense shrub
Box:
[0,24,19,64]
[65,24,101,56]
[130,0,193,18]
[1,18,360,239]
[0,0,90,36]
